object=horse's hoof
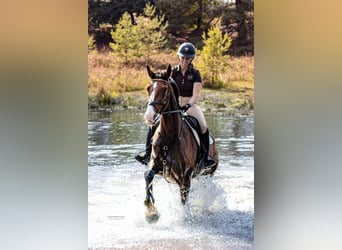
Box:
[145,206,160,223]
[144,201,160,223]
[145,210,160,223]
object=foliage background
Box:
[88,0,254,56]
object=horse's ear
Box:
[146,65,155,79]
[166,64,172,78]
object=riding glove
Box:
[180,103,192,112]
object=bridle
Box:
[148,78,185,160]
[147,78,183,130]
[148,78,181,116]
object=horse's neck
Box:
[160,114,182,141]
[159,101,181,141]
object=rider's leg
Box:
[135,126,154,165]
[186,103,216,168]
[202,129,216,168]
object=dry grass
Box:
[88,51,254,112]
[223,56,254,82]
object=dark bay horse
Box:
[143,64,219,222]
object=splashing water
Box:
[88,111,254,249]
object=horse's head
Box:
[144,65,175,125]
[146,64,171,81]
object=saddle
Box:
[182,114,208,164]
[183,114,201,146]
[153,113,210,165]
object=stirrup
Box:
[203,154,216,167]
[204,158,216,168]
[199,159,216,175]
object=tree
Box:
[221,0,254,55]
[88,0,253,55]
[234,0,254,55]
[154,0,224,36]
[88,35,96,53]
[136,3,168,63]
[197,19,232,86]
[88,0,152,49]
[88,0,151,32]
[110,12,140,64]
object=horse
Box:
[142,64,219,222]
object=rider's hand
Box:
[180,103,192,112]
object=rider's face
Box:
[179,56,192,68]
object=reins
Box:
[160,110,182,115]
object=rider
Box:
[135,42,216,168]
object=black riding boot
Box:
[135,127,153,165]
[202,129,216,168]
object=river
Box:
[88,109,254,249]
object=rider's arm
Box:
[189,82,201,105]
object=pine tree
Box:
[110,12,140,64]
[136,3,168,64]
[197,20,232,87]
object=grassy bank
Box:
[88,52,254,114]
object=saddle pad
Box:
[183,115,201,146]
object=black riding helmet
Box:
[177,42,196,58]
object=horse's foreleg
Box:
[180,169,192,205]
[180,186,189,205]
[144,168,160,223]
[144,169,155,208]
